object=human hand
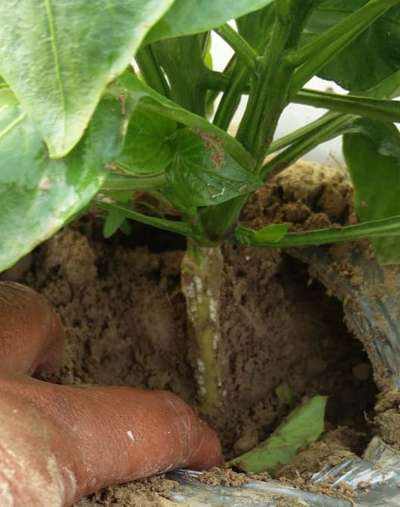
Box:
[0,282,222,506]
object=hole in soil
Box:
[277,256,377,439]
[26,225,377,469]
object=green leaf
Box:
[343,119,400,264]
[103,209,127,238]
[229,396,327,474]
[0,91,126,271]
[165,128,261,213]
[146,0,275,43]
[115,72,255,171]
[236,224,289,245]
[116,108,176,175]
[365,69,400,99]
[303,1,400,91]
[0,0,174,158]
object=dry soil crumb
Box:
[76,476,177,507]
[273,497,309,507]
[200,467,249,487]
[243,160,353,231]
[375,408,400,451]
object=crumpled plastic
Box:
[167,436,400,506]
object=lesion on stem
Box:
[181,239,224,415]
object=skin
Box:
[0,282,223,506]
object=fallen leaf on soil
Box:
[228,395,327,475]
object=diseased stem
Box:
[181,239,224,415]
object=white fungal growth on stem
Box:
[197,359,206,373]
[209,298,218,324]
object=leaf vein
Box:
[0,113,26,142]
[43,0,66,141]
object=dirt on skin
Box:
[5,160,384,506]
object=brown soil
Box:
[6,160,382,506]
[200,467,249,487]
[242,160,354,231]
[75,476,178,507]
[276,427,363,481]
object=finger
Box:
[0,282,223,504]
[0,377,223,504]
[0,282,64,375]
[59,386,223,498]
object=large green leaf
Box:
[366,70,400,99]
[146,0,275,43]
[164,128,261,214]
[115,72,255,171]
[229,396,327,474]
[304,1,400,91]
[343,119,400,264]
[0,0,174,158]
[0,91,126,271]
[116,108,176,175]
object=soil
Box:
[242,160,355,231]
[75,476,178,507]
[4,160,383,506]
[276,427,363,481]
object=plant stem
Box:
[294,89,400,124]
[135,46,170,98]
[237,1,316,162]
[267,111,343,154]
[213,64,251,131]
[261,113,355,178]
[214,24,258,72]
[203,13,296,241]
[235,215,400,248]
[236,13,294,157]
[203,2,314,242]
[181,240,224,415]
[96,201,193,237]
